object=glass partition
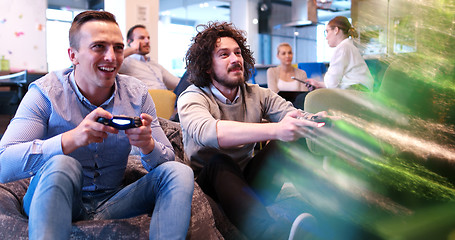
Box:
[158,1,231,77]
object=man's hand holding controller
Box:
[275,110,327,141]
[97,114,156,155]
[62,108,120,154]
[62,107,155,155]
[97,116,142,130]
[297,114,332,128]
[294,110,331,139]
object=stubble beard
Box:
[213,62,245,89]
[139,44,150,55]
[213,73,244,89]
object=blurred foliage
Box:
[284,0,455,239]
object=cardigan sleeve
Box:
[294,68,309,92]
[266,67,279,93]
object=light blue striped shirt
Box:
[0,68,174,191]
[119,54,180,90]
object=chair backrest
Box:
[365,59,388,92]
[375,59,436,120]
[0,70,27,84]
[173,71,191,107]
[297,62,327,79]
[303,88,381,157]
[148,89,177,119]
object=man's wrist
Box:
[140,139,155,155]
[61,131,76,154]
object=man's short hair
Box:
[185,22,255,87]
[69,10,118,51]
[126,24,147,43]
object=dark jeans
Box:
[196,141,293,240]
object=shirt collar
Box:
[69,70,116,108]
[210,84,240,104]
[130,54,150,62]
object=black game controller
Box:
[310,115,332,128]
[297,115,332,128]
[97,116,142,130]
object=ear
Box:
[68,47,79,65]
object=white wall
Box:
[0,0,47,72]
[105,0,159,61]
[230,0,260,62]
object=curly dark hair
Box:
[185,22,255,87]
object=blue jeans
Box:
[23,155,194,240]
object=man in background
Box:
[178,21,324,240]
[120,24,180,90]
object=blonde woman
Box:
[307,16,373,91]
[266,43,309,93]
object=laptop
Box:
[277,91,310,110]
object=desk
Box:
[0,71,46,115]
[278,91,310,110]
[0,71,27,102]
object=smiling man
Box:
[178,22,325,240]
[0,11,193,239]
[119,24,180,90]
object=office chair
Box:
[0,70,27,115]
[0,70,27,100]
[148,89,177,119]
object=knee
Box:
[206,154,241,175]
[197,154,243,188]
[40,155,83,184]
[155,161,194,189]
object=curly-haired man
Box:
[178,22,325,239]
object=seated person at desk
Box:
[120,24,180,90]
[266,43,309,93]
[306,16,373,91]
[0,11,194,239]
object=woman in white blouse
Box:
[307,16,374,91]
[266,43,309,93]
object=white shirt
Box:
[277,78,300,92]
[324,38,374,91]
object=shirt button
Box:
[29,172,33,175]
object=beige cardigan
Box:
[266,66,308,93]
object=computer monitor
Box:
[277,91,309,110]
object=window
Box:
[158,1,230,77]
[46,8,83,72]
